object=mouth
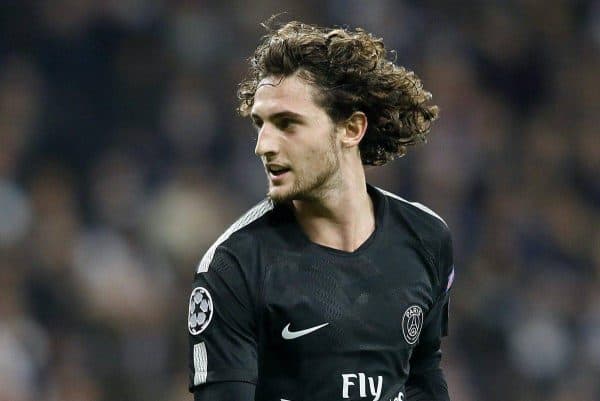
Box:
[266,164,291,180]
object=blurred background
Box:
[0,0,598,400]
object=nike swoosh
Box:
[281,322,329,340]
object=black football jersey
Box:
[188,185,454,401]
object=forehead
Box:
[251,74,324,117]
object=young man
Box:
[188,21,454,401]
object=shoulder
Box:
[196,198,275,274]
[375,186,453,282]
[375,186,449,235]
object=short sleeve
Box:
[409,228,454,373]
[439,227,454,337]
[188,247,258,392]
[425,226,454,340]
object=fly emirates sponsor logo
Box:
[341,373,404,401]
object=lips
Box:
[266,164,291,176]
[265,164,291,184]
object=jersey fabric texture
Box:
[188,184,454,401]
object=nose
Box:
[254,124,278,159]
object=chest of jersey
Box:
[263,238,436,361]
[256,240,436,400]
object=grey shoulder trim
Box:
[196,199,274,273]
[375,186,448,227]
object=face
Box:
[251,74,341,203]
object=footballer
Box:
[188,21,454,401]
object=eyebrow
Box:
[250,111,306,123]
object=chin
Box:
[267,187,294,204]
[269,184,320,204]
[268,180,308,203]
[267,173,327,203]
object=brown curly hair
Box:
[238,20,439,166]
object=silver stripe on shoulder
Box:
[197,199,274,273]
[375,186,448,227]
[193,342,207,385]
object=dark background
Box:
[0,1,598,400]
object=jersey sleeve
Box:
[188,246,258,393]
[406,228,454,400]
[433,226,454,338]
[422,224,454,342]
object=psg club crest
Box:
[188,287,214,335]
[402,305,423,345]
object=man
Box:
[188,21,454,401]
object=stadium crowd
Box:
[0,1,598,400]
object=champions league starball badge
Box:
[402,305,423,345]
[188,287,214,335]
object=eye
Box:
[276,118,295,131]
[251,117,263,131]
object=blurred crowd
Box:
[0,1,598,400]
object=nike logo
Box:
[281,322,329,340]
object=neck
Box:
[292,165,375,252]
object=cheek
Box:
[288,124,337,165]
[301,145,329,168]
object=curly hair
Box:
[238,20,439,166]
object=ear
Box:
[340,112,368,148]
